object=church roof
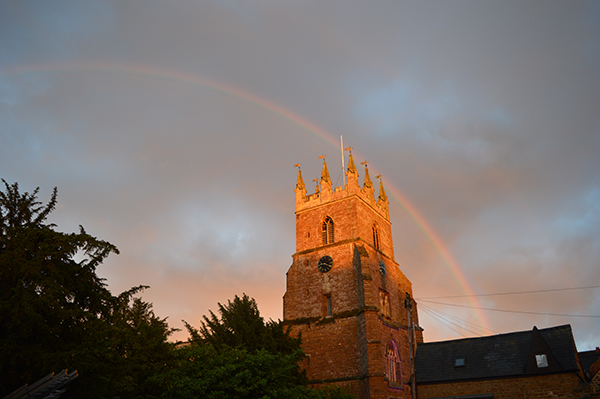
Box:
[415,325,580,384]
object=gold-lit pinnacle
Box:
[362,161,373,188]
[320,158,331,184]
[347,152,358,175]
[295,167,306,191]
[375,175,388,202]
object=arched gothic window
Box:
[386,339,402,384]
[322,217,334,245]
[372,223,380,250]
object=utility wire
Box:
[418,304,471,338]
[418,299,600,318]
[418,303,494,337]
[417,285,600,300]
[419,302,499,336]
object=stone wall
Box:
[417,373,591,399]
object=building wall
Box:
[285,162,420,399]
[590,370,600,396]
[417,373,587,399]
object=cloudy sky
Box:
[2,1,599,349]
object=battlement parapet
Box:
[294,153,390,219]
[297,183,388,219]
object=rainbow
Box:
[2,61,335,147]
[383,185,491,332]
[2,61,491,333]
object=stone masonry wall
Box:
[286,162,418,399]
[417,372,589,399]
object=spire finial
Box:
[376,175,388,202]
[347,152,357,175]
[313,178,320,194]
[320,155,331,184]
[362,161,372,188]
[294,164,305,192]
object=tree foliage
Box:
[0,180,354,399]
[185,293,301,355]
[0,180,174,398]
[152,344,310,399]
[162,294,356,399]
[153,342,356,399]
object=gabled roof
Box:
[579,349,600,372]
[416,325,580,384]
[579,348,600,379]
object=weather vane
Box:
[318,154,326,161]
[344,146,353,154]
[294,163,301,170]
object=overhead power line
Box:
[418,302,499,337]
[418,304,473,338]
[417,285,600,300]
[418,299,600,318]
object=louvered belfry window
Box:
[322,217,334,245]
[372,223,380,250]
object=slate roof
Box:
[579,348,600,380]
[579,349,600,373]
[415,324,580,384]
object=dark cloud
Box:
[1,1,599,347]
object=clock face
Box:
[318,255,333,273]
[379,260,386,277]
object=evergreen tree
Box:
[153,342,355,399]
[153,344,309,399]
[186,293,301,355]
[0,180,174,398]
[162,294,356,399]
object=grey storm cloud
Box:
[1,1,599,348]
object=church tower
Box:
[284,152,423,399]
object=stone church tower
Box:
[284,152,423,399]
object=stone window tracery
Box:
[386,339,402,384]
[322,217,334,245]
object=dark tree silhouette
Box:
[0,180,174,399]
[186,293,301,355]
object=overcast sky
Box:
[1,1,599,349]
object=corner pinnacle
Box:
[320,159,331,184]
